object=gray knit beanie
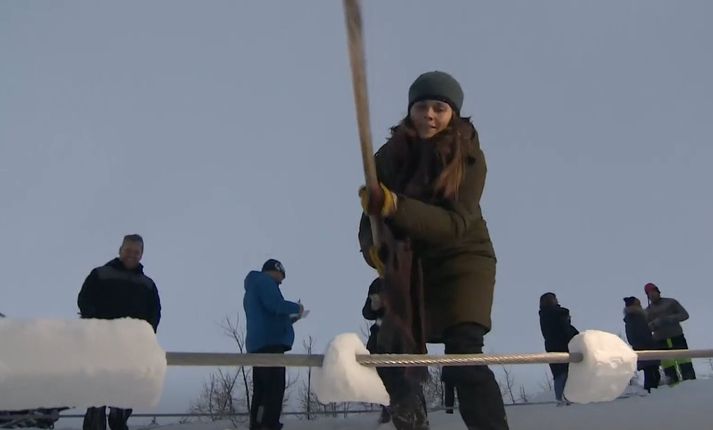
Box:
[408,71,464,113]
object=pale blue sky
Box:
[2,0,712,415]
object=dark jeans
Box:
[642,365,661,391]
[548,362,569,401]
[553,373,568,401]
[658,335,696,383]
[442,323,509,430]
[250,346,287,430]
[367,327,392,424]
[82,407,132,430]
[378,323,508,430]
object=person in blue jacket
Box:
[244,259,304,430]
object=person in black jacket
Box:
[362,278,391,424]
[539,293,579,405]
[623,296,660,392]
[77,234,161,430]
[644,283,696,383]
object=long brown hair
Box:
[388,115,476,200]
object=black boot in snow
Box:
[389,396,429,430]
[680,363,697,381]
[377,406,391,424]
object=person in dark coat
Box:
[359,71,507,430]
[362,278,391,424]
[644,283,696,383]
[77,234,161,430]
[362,279,385,354]
[244,259,304,430]
[539,293,578,405]
[623,296,660,392]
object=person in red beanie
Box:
[644,283,696,383]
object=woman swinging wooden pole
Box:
[344,4,509,428]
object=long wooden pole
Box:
[343,0,381,245]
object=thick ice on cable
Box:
[313,333,389,406]
[565,330,637,404]
[313,330,639,407]
[0,318,166,410]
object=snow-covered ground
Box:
[48,378,710,430]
